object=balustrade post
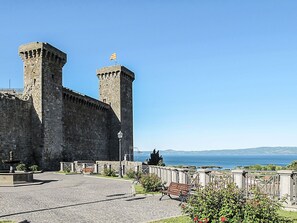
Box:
[71,163,75,173]
[231,170,247,189]
[158,166,162,178]
[197,169,211,187]
[172,169,179,183]
[149,165,153,174]
[94,163,99,174]
[60,162,64,172]
[166,168,172,185]
[179,170,186,184]
[278,170,294,203]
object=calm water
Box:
[134,151,297,169]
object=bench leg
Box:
[159,193,165,201]
[159,193,172,201]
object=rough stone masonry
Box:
[0,42,134,170]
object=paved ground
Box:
[0,172,181,223]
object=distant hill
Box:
[161,147,297,155]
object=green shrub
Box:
[103,168,117,177]
[29,165,39,172]
[182,182,291,223]
[243,187,289,223]
[126,169,136,178]
[140,173,163,192]
[16,163,26,171]
[126,169,142,180]
[287,160,297,170]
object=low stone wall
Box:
[0,172,33,186]
[60,161,143,175]
[95,161,142,175]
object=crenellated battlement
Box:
[62,87,110,111]
[18,42,67,67]
[97,65,135,81]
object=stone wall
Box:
[62,88,112,162]
[0,93,32,168]
[0,42,135,170]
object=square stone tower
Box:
[19,42,67,169]
[97,65,135,161]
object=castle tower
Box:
[19,42,67,169]
[97,65,135,161]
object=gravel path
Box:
[0,172,181,223]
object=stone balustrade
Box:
[148,166,297,205]
[60,162,297,205]
[60,161,143,175]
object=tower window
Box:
[52,74,54,80]
[33,79,36,85]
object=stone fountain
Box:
[3,151,20,173]
[0,151,34,186]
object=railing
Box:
[245,171,280,198]
[189,172,200,189]
[209,170,233,188]
[149,166,193,185]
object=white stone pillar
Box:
[172,169,178,183]
[158,167,162,178]
[179,171,186,184]
[149,166,153,174]
[166,168,172,185]
[94,164,99,174]
[60,162,64,172]
[278,170,293,203]
[71,163,75,173]
[197,169,211,187]
[232,170,246,189]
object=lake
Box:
[133,151,297,169]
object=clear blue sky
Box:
[1,1,297,151]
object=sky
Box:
[0,1,297,151]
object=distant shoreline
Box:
[139,147,297,155]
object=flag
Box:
[110,53,117,60]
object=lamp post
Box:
[118,131,123,178]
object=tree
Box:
[287,160,297,170]
[147,149,165,166]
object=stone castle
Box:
[0,42,134,170]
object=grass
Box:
[150,210,297,223]
[94,174,131,180]
[134,184,161,195]
[56,171,79,175]
[279,210,297,222]
[0,220,15,223]
[150,215,190,223]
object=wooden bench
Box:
[82,167,94,174]
[159,182,191,204]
